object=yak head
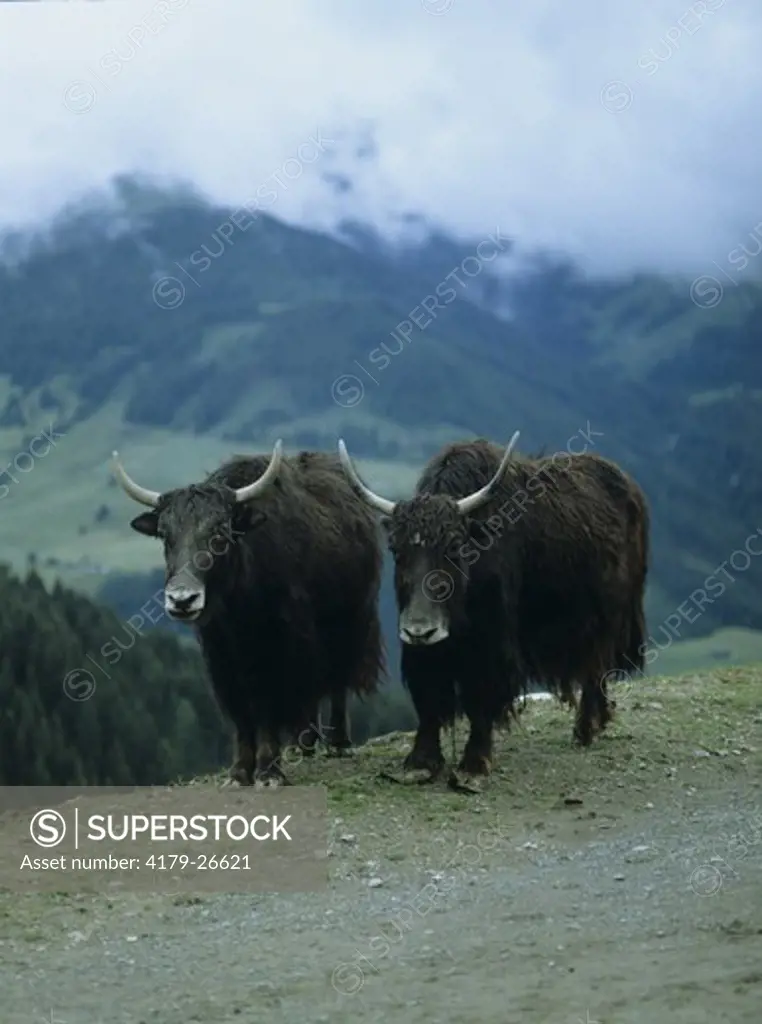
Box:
[337,433,519,647]
[110,442,283,625]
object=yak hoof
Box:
[402,752,444,779]
[447,770,485,795]
[254,774,290,790]
[326,745,354,759]
[456,753,492,777]
[384,767,437,786]
[572,725,594,747]
[254,764,291,788]
[228,763,254,786]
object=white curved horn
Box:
[455,431,521,515]
[233,439,284,503]
[111,451,161,507]
[337,439,396,515]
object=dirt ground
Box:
[1,667,761,1024]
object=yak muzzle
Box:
[399,620,449,646]
[165,584,205,622]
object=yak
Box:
[111,442,385,786]
[337,432,649,782]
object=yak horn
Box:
[455,430,520,515]
[111,451,161,507]
[337,440,396,516]
[233,439,284,503]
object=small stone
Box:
[613,873,625,881]
[368,877,384,888]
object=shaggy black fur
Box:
[129,450,385,784]
[380,438,649,778]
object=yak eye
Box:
[446,533,462,555]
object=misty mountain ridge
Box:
[0,174,760,664]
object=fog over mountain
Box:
[2,0,761,278]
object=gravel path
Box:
[2,676,761,1023]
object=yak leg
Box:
[457,653,499,777]
[458,707,494,776]
[574,662,613,746]
[573,682,598,747]
[595,669,614,731]
[254,724,288,787]
[223,695,257,786]
[457,625,523,779]
[325,690,353,757]
[401,645,453,779]
[293,699,320,757]
[324,599,382,757]
[573,667,610,741]
[229,724,256,785]
[200,639,256,785]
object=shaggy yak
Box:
[112,443,385,786]
[338,433,649,782]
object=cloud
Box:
[0,0,760,277]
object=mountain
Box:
[0,175,761,670]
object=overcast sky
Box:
[1,0,760,277]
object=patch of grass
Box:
[647,628,762,677]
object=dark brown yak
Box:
[111,443,385,786]
[338,433,649,782]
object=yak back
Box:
[204,450,382,613]
[417,438,646,570]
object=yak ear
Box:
[379,515,392,534]
[237,509,267,533]
[249,510,267,531]
[130,511,160,537]
[466,515,488,540]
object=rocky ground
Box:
[1,667,761,1024]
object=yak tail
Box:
[351,605,386,696]
[621,480,649,678]
[617,603,646,678]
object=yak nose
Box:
[400,623,441,645]
[165,588,203,619]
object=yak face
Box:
[383,495,472,646]
[337,432,521,646]
[130,485,250,625]
[113,440,281,624]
